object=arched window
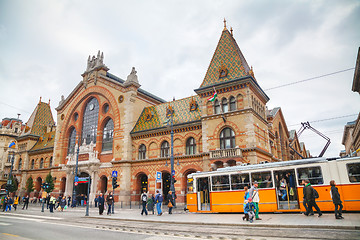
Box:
[220,127,235,149]
[49,156,53,167]
[186,137,196,155]
[102,118,114,151]
[229,96,236,111]
[139,144,146,160]
[81,98,99,144]
[31,159,35,169]
[40,158,44,168]
[214,99,220,114]
[161,141,169,158]
[67,127,77,155]
[222,98,228,113]
[18,158,22,170]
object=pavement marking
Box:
[0,222,12,226]
[2,233,19,237]
[0,216,45,222]
[0,212,63,220]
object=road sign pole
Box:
[85,177,91,216]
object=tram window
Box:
[297,166,324,185]
[230,173,250,190]
[187,178,194,193]
[211,175,230,191]
[251,171,273,188]
[347,163,360,183]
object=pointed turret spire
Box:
[223,18,227,30]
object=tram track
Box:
[68,217,360,240]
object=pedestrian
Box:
[155,190,163,216]
[243,197,256,223]
[106,191,114,215]
[55,195,62,209]
[330,180,343,219]
[46,194,50,209]
[243,186,249,200]
[13,195,19,211]
[304,179,322,217]
[94,195,98,208]
[22,195,29,210]
[60,196,67,211]
[301,180,313,215]
[147,194,155,215]
[6,197,13,211]
[167,190,174,214]
[98,192,105,215]
[49,195,56,213]
[140,190,148,215]
[67,196,71,207]
[2,196,8,212]
[248,181,261,220]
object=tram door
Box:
[274,169,299,210]
[197,177,210,211]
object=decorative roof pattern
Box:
[132,96,201,133]
[200,29,251,88]
[22,102,55,137]
[30,131,56,152]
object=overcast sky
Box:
[0,0,359,157]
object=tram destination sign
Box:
[77,177,89,183]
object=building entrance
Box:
[76,172,90,195]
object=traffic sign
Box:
[78,177,89,183]
[156,171,162,181]
[74,176,79,182]
[74,182,78,186]
[171,170,175,176]
[112,171,118,178]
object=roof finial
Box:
[230,27,233,36]
[48,99,51,105]
[39,96,42,104]
[223,18,227,30]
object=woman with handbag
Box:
[167,190,174,214]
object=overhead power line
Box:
[264,68,355,91]
[288,114,358,127]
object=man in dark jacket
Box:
[22,195,29,210]
[301,180,314,215]
[304,179,322,217]
[98,193,105,215]
[330,180,343,219]
[106,191,114,215]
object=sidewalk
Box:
[5,204,360,230]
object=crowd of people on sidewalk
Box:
[1,178,344,222]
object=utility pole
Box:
[170,112,176,207]
[72,135,80,206]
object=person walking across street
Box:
[140,190,148,215]
[249,181,261,220]
[147,194,155,215]
[304,179,322,217]
[330,180,343,219]
[13,195,19,211]
[106,191,114,215]
[98,193,105,215]
[2,196,8,212]
[155,190,163,216]
[6,197,13,211]
[301,180,313,215]
[60,196,67,211]
[22,195,29,210]
[49,195,56,213]
[167,190,174,214]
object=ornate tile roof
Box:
[131,96,201,133]
[30,130,56,152]
[21,101,55,137]
[199,28,251,88]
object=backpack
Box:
[313,188,319,199]
[142,194,147,202]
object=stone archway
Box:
[183,169,197,205]
[35,177,42,196]
[162,171,171,202]
[60,177,66,193]
[100,175,108,193]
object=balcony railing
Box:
[210,147,242,159]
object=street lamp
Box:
[169,112,176,207]
[72,134,80,207]
[6,150,15,195]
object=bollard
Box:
[130,201,131,209]
[121,201,123,208]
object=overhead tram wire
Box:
[264,68,355,91]
[287,113,358,127]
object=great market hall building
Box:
[2,23,310,205]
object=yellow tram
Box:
[186,156,360,213]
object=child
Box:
[243,197,256,223]
[242,199,249,221]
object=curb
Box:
[85,216,360,230]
